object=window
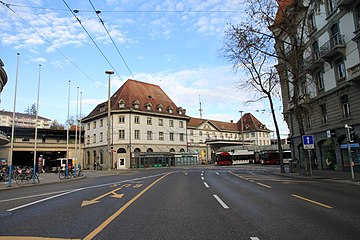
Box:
[100,119,103,127]
[93,121,96,129]
[180,133,184,142]
[119,130,125,140]
[134,116,140,124]
[190,130,193,136]
[321,104,328,124]
[159,132,164,141]
[308,12,316,32]
[135,130,140,139]
[100,132,103,142]
[169,120,174,127]
[315,71,324,92]
[158,119,163,126]
[93,134,96,143]
[119,100,125,108]
[179,121,184,128]
[335,58,346,82]
[170,132,174,141]
[147,117,152,125]
[355,4,360,30]
[341,95,351,119]
[147,131,152,140]
[251,133,255,137]
[327,0,337,14]
[118,116,125,123]
[87,123,90,130]
[312,41,319,60]
[199,131,202,136]
[87,135,90,144]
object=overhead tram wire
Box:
[0,2,243,13]
[88,0,135,79]
[0,1,101,91]
[62,0,122,81]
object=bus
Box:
[215,150,255,165]
[232,150,255,165]
[260,150,292,165]
[215,152,232,165]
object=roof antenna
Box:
[199,95,203,119]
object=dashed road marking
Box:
[203,182,209,188]
[213,195,229,209]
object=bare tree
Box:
[220,0,285,173]
[50,119,65,130]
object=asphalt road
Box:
[0,165,359,240]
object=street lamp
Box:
[105,70,114,170]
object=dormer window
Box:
[132,100,140,109]
[168,106,174,113]
[157,104,163,112]
[118,99,125,109]
[145,102,152,111]
[177,107,183,115]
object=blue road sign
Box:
[303,135,314,149]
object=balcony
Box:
[347,63,360,81]
[319,34,346,61]
[0,130,9,145]
[303,51,323,72]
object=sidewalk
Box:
[0,169,133,191]
[268,167,360,185]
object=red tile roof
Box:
[237,113,270,132]
[188,117,238,132]
[84,79,187,119]
[274,0,295,25]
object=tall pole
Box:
[8,53,20,187]
[239,110,244,147]
[105,70,114,170]
[33,64,41,182]
[79,91,82,169]
[74,87,79,176]
[66,80,70,176]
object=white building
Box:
[0,110,51,129]
[82,79,191,170]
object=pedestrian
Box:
[93,162,96,170]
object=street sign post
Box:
[302,135,314,177]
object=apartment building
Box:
[82,79,191,170]
[273,0,360,172]
[0,110,51,129]
[0,59,8,146]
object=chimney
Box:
[230,120,233,123]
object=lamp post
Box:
[239,110,244,147]
[105,70,114,170]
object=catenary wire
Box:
[62,0,122,81]
[0,0,103,92]
[88,0,135,79]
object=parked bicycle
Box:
[15,167,40,185]
[59,166,84,180]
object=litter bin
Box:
[289,159,297,173]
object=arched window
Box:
[134,148,141,152]
[179,148,185,152]
[147,148,153,153]
[93,150,97,163]
[117,148,127,153]
[118,99,125,108]
[100,149,104,164]
[86,151,90,165]
[169,148,175,152]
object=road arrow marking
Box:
[81,184,130,207]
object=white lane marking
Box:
[216,172,219,176]
[5,172,172,211]
[250,237,260,240]
[185,172,188,176]
[249,172,256,176]
[0,190,70,203]
[201,177,204,180]
[213,195,229,209]
[201,173,203,176]
[7,188,84,212]
[203,182,209,188]
[256,182,272,189]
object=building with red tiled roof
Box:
[187,114,271,163]
[82,79,192,170]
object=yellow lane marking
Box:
[256,182,272,189]
[81,184,130,207]
[292,194,333,209]
[83,172,171,240]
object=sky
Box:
[0,0,289,138]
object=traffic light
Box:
[349,127,356,142]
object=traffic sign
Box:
[303,135,314,149]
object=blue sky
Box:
[0,0,289,137]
